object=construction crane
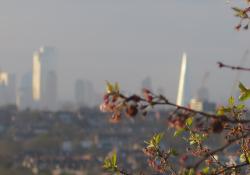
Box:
[197,72,210,101]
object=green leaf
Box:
[103,151,118,171]
[216,106,231,115]
[237,104,245,110]
[239,91,250,101]
[216,107,225,115]
[238,82,250,102]
[106,81,114,93]
[202,167,210,174]
[169,148,178,156]
[111,152,117,167]
[145,132,164,148]
[114,82,120,93]
[240,152,250,163]
[155,132,164,145]
[228,96,235,106]
[232,7,243,13]
[188,169,195,175]
[174,128,185,137]
[190,140,195,145]
[239,82,247,92]
[186,117,193,126]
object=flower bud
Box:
[125,105,138,117]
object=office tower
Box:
[75,79,85,107]
[0,71,9,106]
[6,74,17,105]
[176,53,188,106]
[32,46,57,109]
[18,72,33,109]
[74,79,95,107]
[0,72,8,85]
[44,71,57,110]
[32,52,41,101]
[0,71,17,106]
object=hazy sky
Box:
[0,0,249,103]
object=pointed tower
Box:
[176,53,188,106]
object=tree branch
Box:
[217,62,250,72]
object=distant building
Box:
[74,79,95,107]
[0,71,17,106]
[203,100,216,113]
[32,52,41,101]
[18,72,33,109]
[0,72,8,85]
[32,46,57,110]
[189,98,203,111]
[189,98,216,113]
[197,87,209,102]
[176,53,190,106]
[75,79,85,107]
[44,71,57,110]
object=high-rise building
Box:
[0,71,17,106]
[176,53,189,106]
[75,79,85,107]
[6,74,16,105]
[32,52,41,101]
[44,71,57,110]
[18,72,33,109]
[32,46,57,110]
[0,72,8,86]
[74,79,95,107]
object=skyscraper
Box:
[18,72,33,109]
[176,53,188,106]
[32,46,57,110]
[74,79,95,107]
[32,52,41,101]
[0,71,17,106]
[44,71,57,110]
[75,79,85,107]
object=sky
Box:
[0,0,249,103]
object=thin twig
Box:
[217,62,250,72]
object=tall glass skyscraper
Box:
[32,46,57,110]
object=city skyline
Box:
[0,1,249,104]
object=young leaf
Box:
[202,167,210,174]
[239,82,247,92]
[114,82,120,93]
[240,152,250,163]
[111,152,117,167]
[145,132,164,148]
[186,117,193,126]
[238,82,250,101]
[188,168,195,175]
[174,128,185,137]
[228,96,235,106]
[103,151,118,171]
[106,81,114,93]
[216,107,225,115]
[237,104,245,110]
[155,132,164,146]
[169,148,178,156]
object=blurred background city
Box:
[0,0,249,174]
